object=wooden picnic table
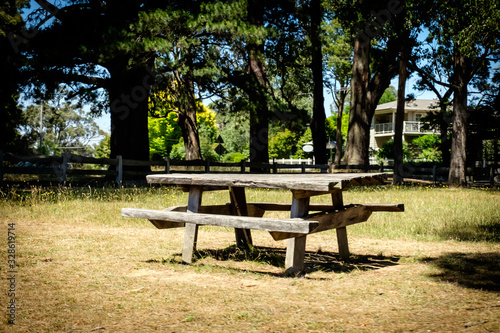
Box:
[122,173,404,273]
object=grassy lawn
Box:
[1,184,499,332]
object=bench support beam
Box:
[182,186,203,264]
[332,190,349,260]
[285,193,310,274]
[229,187,253,249]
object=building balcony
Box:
[374,121,436,136]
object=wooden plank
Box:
[230,186,253,249]
[269,205,372,241]
[178,185,228,192]
[285,192,310,273]
[121,208,320,234]
[146,173,386,192]
[249,202,334,212]
[248,202,403,213]
[363,203,404,212]
[182,186,203,264]
[291,190,335,199]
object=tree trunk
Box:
[109,65,151,172]
[344,38,371,166]
[393,47,407,184]
[247,0,269,170]
[310,0,327,164]
[334,91,346,166]
[449,52,469,187]
[177,75,202,160]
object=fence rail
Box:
[1,151,498,187]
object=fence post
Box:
[0,150,3,187]
[272,162,278,174]
[433,165,437,184]
[61,153,68,185]
[301,162,306,173]
[116,155,123,187]
[240,160,246,173]
[165,156,170,174]
[379,162,384,173]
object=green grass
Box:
[1,183,498,243]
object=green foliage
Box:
[413,134,441,150]
[148,112,182,161]
[412,135,443,163]
[377,139,412,161]
[378,87,398,105]
[269,129,297,159]
[94,134,111,159]
[21,98,101,156]
[169,140,185,160]
[148,90,217,161]
[222,152,247,163]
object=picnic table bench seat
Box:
[121,203,403,241]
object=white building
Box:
[370,99,439,152]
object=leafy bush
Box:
[412,134,442,163]
[377,139,412,161]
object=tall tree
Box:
[323,17,353,166]
[23,1,219,167]
[246,0,271,166]
[339,0,402,165]
[413,0,500,186]
[0,0,29,153]
[308,0,328,164]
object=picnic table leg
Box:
[229,186,253,249]
[285,193,310,274]
[332,190,349,260]
[182,186,203,264]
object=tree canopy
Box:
[2,0,499,186]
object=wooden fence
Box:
[1,151,498,187]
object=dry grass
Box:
[1,184,499,332]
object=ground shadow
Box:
[421,252,500,291]
[150,245,402,277]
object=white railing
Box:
[374,121,435,135]
[374,122,394,134]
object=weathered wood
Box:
[336,227,349,261]
[248,202,404,213]
[331,190,348,259]
[121,208,320,234]
[285,192,310,273]
[267,199,377,242]
[229,186,253,249]
[182,186,203,264]
[362,203,404,212]
[146,173,386,192]
[178,185,229,192]
[250,202,335,212]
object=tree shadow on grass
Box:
[421,252,500,291]
[152,245,402,277]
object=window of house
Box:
[415,113,423,121]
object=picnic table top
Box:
[146,173,385,192]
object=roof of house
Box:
[375,99,441,112]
